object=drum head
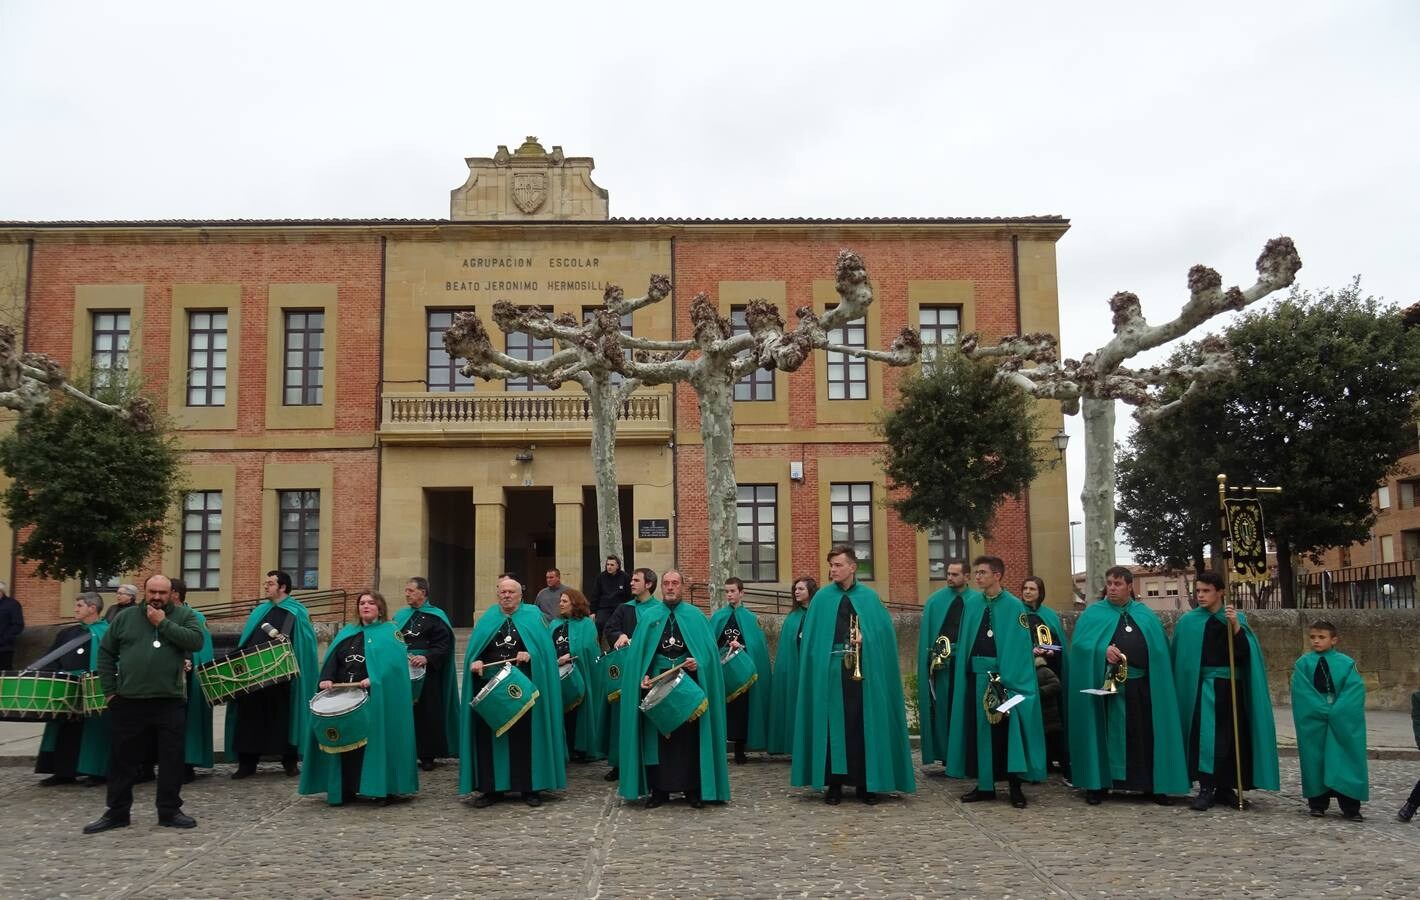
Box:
[558,663,575,678]
[720,647,739,664]
[311,688,367,715]
[642,673,681,707]
[473,664,510,703]
[409,661,427,681]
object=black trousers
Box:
[0,650,14,670]
[1308,790,1361,815]
[1408,778,1420,806]
[107,697,186,818]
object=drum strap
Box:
[23,633,93,673]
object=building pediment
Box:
[450,137,609,222]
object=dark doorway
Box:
[505,488,556,599]
[581,486,634,597]
[426,489,475,626]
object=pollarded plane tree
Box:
[959,237,1302,600]
[0,323,153,428]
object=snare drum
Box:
[196,639,297,706]
[639,671,709,737]
[721,646,758,702]
[80,672,108,716]
[309,687,370,754]
[409,657,427,702]
[599,648,625,703]
[559,662,586,712]
[470,664,539,737]
[0,671,84,722]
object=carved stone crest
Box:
[511,173,547,214]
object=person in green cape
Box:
[1021,575,1068,776]
[791,545,914,805]
[1291,620,1367,821]
[1065,566,1188,805]
[35,592,111,786]
[549,587,603,762]
[171,579,213,781]
[460,576,566,808]
[394,577,458,771]
[944,555,1045,808]
[1171,571,1279,811]
[711,577,773,764]
[619,568,729,808]
[226,570,319,779]
[917,560,976,772]
[300,590,418,806]
[767,576,816,756]
[599,567,661,782]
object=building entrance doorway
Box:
[505,488,556,599]
[581,486,634,596]
[426,489,475,626]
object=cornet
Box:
[1101,653,1129,693]
[843,614,864,682]
[929,635,952,674]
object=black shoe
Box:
[688,794,705,809]
[231,767,256,781]
[1152,793,1174,807]
[1085,790,1105,806]
[1215,788,1241,810]
[159,812,197,829]
[1008,781,1027,809]
[572,751,589,764]
[1398,801,1418,823]
[1190,786,1216,812]
[1342,810,1364,822]
[39,775,78,787]
[734,750,747,765]
[860,791,879,806]
[283,761,300,777]
[603,767,619,782]
[645,790,668,809]
[1309,808,1326,818]
[961,789,996,803]
[82,776,106,787]
[472,793,498,809]
[83,814,130,834]
[825,784,843,806]
[419,760,436,772]
[525,791,542,808]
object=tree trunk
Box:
[1275,532,1295,609]
[588,378,624,563]
[698,376,736,610]
[1081,396,1117,601]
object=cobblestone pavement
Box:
[3,757,1418,899]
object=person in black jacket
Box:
[0,581,23,669]
[1400,689,1420,822]
[589,555,631,638]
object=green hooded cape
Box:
[549,614,605,759]
[224,597,320,752]
[459,603,566,794]
[298,620,419,805]
[184,607,215,768]
[1065,599,1189,793]
[392,602,460,758]
[618,599,731,802]
[944,590,1046,788]
[1171,606,1280,791]
[790,581,915,794]
[917,585,978,767]
[38,619,111,776]
[767,606,807,755]
[709,602,773,751]
[1291,649,1368,801]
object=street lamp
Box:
[1051,428,1070,456]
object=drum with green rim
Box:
[559,662,586,712]
[721,647,758,702]
[409,657,427,702]
[639,671,709,737]
[599,648,625,703]
[196,638,298,706]
[0,671,83,722]
[80,672,108,716]
[309,687,370,754]
[470,663,540,737]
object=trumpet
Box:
[1101,653,1129,693]
[843,614,864,681]
[929,634,952,674]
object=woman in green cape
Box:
[917,564,974,770]
[1171,572,1279,810]
[709,578,773,762]
[1290,621,1367,819]
[459,578,566,807]
[299,590,419,806]
[1022,576,1068,776]
[1065,569,1189,803]
[35,593,111,784]
[618,581,729,806]
[791,547,914,804]
[767,576,815,755]
[549,588,604,761]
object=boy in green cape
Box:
[394,577,459,769]
[35,593,111,785]
[791,546,915,805]
[459,577,566,807]
[1171,571,1279,811]
[600,569,663,781]
[1291,620,1367,820]
[917,560,976,771]
[711,577,773,764]
[619,568,730,807]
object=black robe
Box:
[320,632,369,792]
[646,610,702,796]
[34,624,102,777]
[717,609,749,744]
[962,610,1011,785]
[400,609,453,760]
[473,618,534,794]
[824,596,867,790]
[230,606,298,757]
[553,622,578,752]
[1106,613,1155,792]
[1188,616,1255,790]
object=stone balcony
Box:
[378,389,672,445]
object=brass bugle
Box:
[929,634,952,673]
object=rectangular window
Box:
[505,307,554,392]
[926,523,968,579]
[186,311,229,407]
[90,311,131,391]
[1378,484,1392,510]
[731,306,774,401]
[426,309,475,392]
[1402,530,1420,562]
[918,305,960,366]
[1380,534,1395,564]
[826,316,868,400]
[1401,480,1420,510]
[830,482,874,580]
[735,484,778,582]
[282,311,325,406]
[181,491,222,590]
[278,489,321,590]
[81,573,121,592]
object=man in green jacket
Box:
[84,574,207,834]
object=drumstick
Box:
[475,658,522,672]
[326,681,367,690]
[647,659,691,686]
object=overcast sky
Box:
[4,1,1417,569]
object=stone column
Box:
[554,484,584,594]
[473,494,507,610]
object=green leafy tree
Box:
[0,389,182,585]
[879,349,1045,539]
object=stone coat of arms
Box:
[511,173,547,213]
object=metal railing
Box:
[1294,560,1417,609]
[195,589,352,625]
